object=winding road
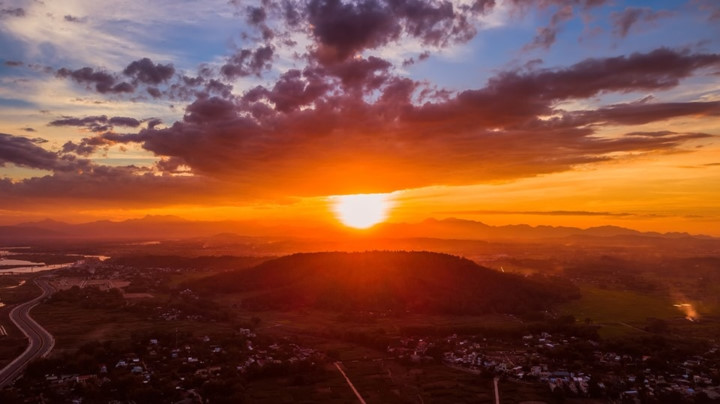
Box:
[0,279,55,388]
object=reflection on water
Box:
[0,249,110,274]
[0,263,71,274]
[0,258,45,266]
[65,254,111,261]
[673,303,699,322]
[2,280,26,289]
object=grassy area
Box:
[231,305,524,337]
[31,302,235,354]
[0,275,43,305]
[398,363,495,403]
[243,366,358,403]
[0,336,26,369]
[561,286,677,322]
[559,285,680,338]
[499,379,558,403]
[166,270,223,288]
[0,276,23,287]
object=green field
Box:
[562,286,677,322]
[31,302,236,354]
[560,285,684,338]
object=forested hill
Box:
[192,251,579,314]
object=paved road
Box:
[0,279,55,388]
[494,376,500,404]
[334,361,367,404]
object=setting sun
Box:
[332,193,393,229]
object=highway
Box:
[0,279,55,388]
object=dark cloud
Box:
[495,48,720,104]
[61,136,113,156]
[48,115,142,134]
[319,56,392,90]
[184,97,239,124]
[305,0,490,64]
[524,4,573,51]
[243,68,329,113]
[123,58,175,85]
[0,133,59,171]
[49,115,109,127]
[56,67,135,94]
[64,15,86,23]
[231,0,276,34]
[246,6,267,25]
[4,60,23,67]
[147,87,162,98]
[53,59,184,99]
[0,166,228,209]
[146,118,163,129]
[282,0,302,26]
[405,48,720,132]
[204,79,234,98]
[20,127,36,132]
[108,117,141,127]
[566,101,720,126]
[0,8,25,18]
[403,51,430,67]
[221,45,274,78]
[611,7,673,38]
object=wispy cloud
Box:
[435,210,667,218]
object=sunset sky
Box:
[1,0,719,234]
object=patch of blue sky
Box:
[0,32,25,67]
[407,25,534,92]
[99,15,245,72]
[515,4,718,72]
[0,97,35,108]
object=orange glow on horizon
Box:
[331,193,394,229]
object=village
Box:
[6,325,325,403]
[391,331,720,402]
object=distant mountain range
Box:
[0,215,715,244]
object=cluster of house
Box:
[387,332,720,401]
[59,259,188,291]
[33,329,324,402]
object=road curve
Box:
[0,279,55,388]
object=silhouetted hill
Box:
[192,251,579,314]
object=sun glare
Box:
[332,193,393,229]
